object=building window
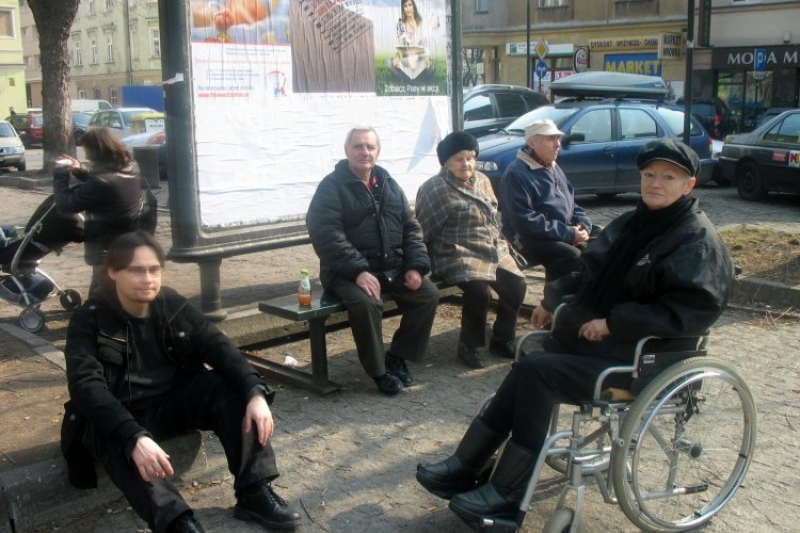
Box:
[75,43,83,66]
[91,40,99,64]
[539,0,568,6]
[109,86,119,107]
[105,0,114,11]
[88,0,96,16]
[475,0,489,14]
[106,36,115,63]
[0,9,14,37]
[150,28,161,58]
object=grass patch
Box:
[719,225,800,286]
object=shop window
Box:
[475,0,489,14]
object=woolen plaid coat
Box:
[415,168,523,285]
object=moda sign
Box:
[712,45,800,70]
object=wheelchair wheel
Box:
[19,307,45,333]
[541,508,574,533]
[610,358,756,533]
[59,289,82,310]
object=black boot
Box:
[416,417,506,499]
[448,439,537,524]
[234,482,302,530]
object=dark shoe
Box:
[416,418,506,500]
[385,353,414,386]
[167,512,206,533]
[457,341,485,369]
[234,483,302,530]
[373,373,404,395]
[449,440,537,523]
[488,336,516,359]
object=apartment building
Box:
[0,0,27,115]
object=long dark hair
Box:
[401,0,422,24]
[106,231,166,272]
[80,127,133,168]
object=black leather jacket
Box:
[306,160,430,289]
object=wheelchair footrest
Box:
[476,517,519,533]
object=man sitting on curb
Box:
[60,231,301,533]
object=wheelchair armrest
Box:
[513,303,567,361]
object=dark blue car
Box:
[476,100,715,199]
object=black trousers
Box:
[480,349,632,455]
[328,275,439,377]
[86,372,279,533]
[520,240,582,282]
[457,268,527,348]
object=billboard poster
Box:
[188,0,451,229]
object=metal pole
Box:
[451,0,463,131]
[683,0,695,145]
[526,0,532,89]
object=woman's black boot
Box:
[416,417,506,499]
[448,439,537,524]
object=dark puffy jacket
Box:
[62,285,269,487]
[542,197,734,362]
[53,162,143,265]
[306,160,430,288]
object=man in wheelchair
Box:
[416,138,735,529]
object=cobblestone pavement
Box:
[1,184,799,533]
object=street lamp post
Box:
[526,0,532,89]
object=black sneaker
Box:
[457,341,485,369]
[167,512,206,533]
[488,336,516,359]
[373,373,404,395]
[234,483,302,530]
[385,353,414,386]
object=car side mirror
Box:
[110,121,122,129]
[562,132,584,145]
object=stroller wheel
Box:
[19,307,45,333]
[59,289,82,310]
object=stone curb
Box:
[0,323,227,533]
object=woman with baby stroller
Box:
[54,127,148,293]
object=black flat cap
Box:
[636,138,700,177]
[437,131,479,166]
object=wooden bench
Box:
[257,279,459,396]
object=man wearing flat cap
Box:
[306,126,439,396]
[499,118,593,281]
[416,131,527,369]
[416,138,734,525]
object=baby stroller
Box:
[0,194,84,332]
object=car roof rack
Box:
[551,72,669,100]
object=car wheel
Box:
[735,161,767,201]
[16,161,26,171]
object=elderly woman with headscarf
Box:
[415,131,528,369]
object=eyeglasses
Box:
[125,265,163,276]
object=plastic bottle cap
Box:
[301,268,309,275]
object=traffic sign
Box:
[535,38,549,60]
[754,48,767,71]
[536,60,547,79]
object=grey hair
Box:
[344,126,381,150]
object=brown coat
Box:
[415,168,522,285]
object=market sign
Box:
[603,53,661,76]
[589,35,659,52]
[659,33,682,60]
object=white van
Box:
[70,99,114,113]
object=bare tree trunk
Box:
[27,0,80,172]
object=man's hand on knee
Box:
[356,271,382,301]
[244,395,274,446]
[404,269,422,291]
[132,436,174,482]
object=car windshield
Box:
[121,110,152,125]
[0,123,16,137]
[72,113,92,126]
[505,107,579,133]
[655,107,701,136]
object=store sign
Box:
[659,33,682,60]
[573,47,589,72]
[589,35,659,51]
[506,42,574,57]
[712,45,800,69]
[603,53,661,76]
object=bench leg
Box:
[308,318,331,388]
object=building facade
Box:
[0,0,27,116]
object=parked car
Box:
[754,107,796,129]
[6,112,43,147]
[72,111,94,145]
[122,129,168,181]
[476,100,715,200]
[718,109,800,201]
[85,107,157,139]
[674,97,738,140]
[463,84,550,138]
[0,120,26,171]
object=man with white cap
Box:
[499,118,593,281]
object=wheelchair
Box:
[473,326,757,533]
